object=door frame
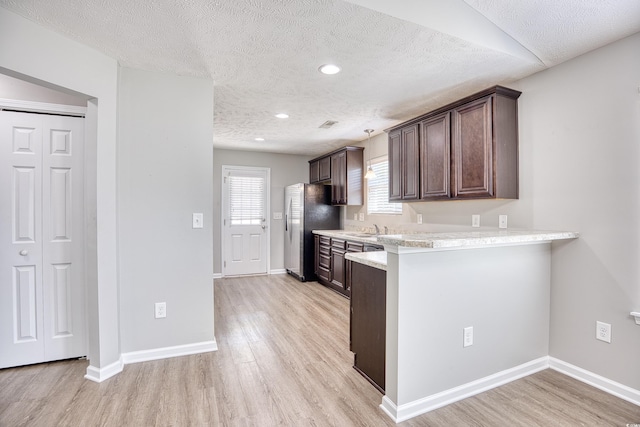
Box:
[220,165,271,277]
[0,101,89,365]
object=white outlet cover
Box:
[354,213,358,221]
[499,215,508,229]
[155,302,167,319]
[472,214,480,227]
[359,212,365,221]
[273,212,283,220]
[463,326,473,347]
[417,214,423,224]
[596,321,611,343]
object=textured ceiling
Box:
[1,0,639,155]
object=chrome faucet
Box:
[374,224,380,235]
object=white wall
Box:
[212,149,312,275]
[514,33,640,389]
[351,33,640,392]
[0,7,120,371]
[118,67,215,352]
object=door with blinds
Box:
[222,166,269,276]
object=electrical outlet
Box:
[155,302,167,319]
[463,326,474,347]
[499,215,508,229]
[417,214,423,224]
[359,212,364,221]
[596,321,611,343]
[354,213,358,221]
[472,215,480,228]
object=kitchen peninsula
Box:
[330,229,579,422]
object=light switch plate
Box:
[472,215,480,228]
[359,213,365,221]
[417,214,423,224]
[192,213,203,229]
[499,215,508,229]
[273,212,283,220]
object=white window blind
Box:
[228,174,265,225]
[367,157,402,215]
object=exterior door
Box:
[222,166,269,276]
[0,111,86,369]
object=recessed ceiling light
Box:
[319,64,341,75]
[275,113,289,119]
[255,137,265,141]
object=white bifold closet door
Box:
[0,111,86,369]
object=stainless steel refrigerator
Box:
[284,183,341,282]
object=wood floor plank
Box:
[0,274,638,426]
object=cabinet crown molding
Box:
[385,85,521,133]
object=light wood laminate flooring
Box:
[1,274,638,426]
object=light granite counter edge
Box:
[345,251,387,271]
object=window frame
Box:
[367,155,403,216]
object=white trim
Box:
[213,273,223,279]
[0,98,87,116]
[121,340,218,365]
[380,357,549,423]
[549,357,640,406]
[84,357,124,383]
[84,340,218,383]
[269,269,287,275]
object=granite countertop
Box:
[312,229,379,244]
[313,229,579,250]
[376,230,579,249]
[345,251,387,271]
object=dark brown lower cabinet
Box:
[348,260,386,393]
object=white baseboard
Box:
[121,339,218,365]
[549,357,640,406]
[213,273,223,279]
[84,339,218,383]
[84,356,124,383]
[269,269,287,275]
[380,356,549,423]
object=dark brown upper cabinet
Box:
[309,146,363,205]
[310,156,331,183]
[420,112,451,200]
[386,86,521,202]
[388,124,420,201]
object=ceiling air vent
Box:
[319,120,338,129]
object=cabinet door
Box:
[420,113,451,199]
[388,130,402,201]
[309,160,320,183]
[401,124,420,200]
[452,96,493,198]
[350,262,386,392]
[330,249,346,290]
[331,151,346,205]
[319,156,331,181]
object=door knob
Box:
[19,250,28,256]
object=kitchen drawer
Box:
[319,253,330,269]
[331,238,346,250]
[317,266,330,282]
[347,241,364,252]
[319,245,330,256]
[319,236,331,246]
